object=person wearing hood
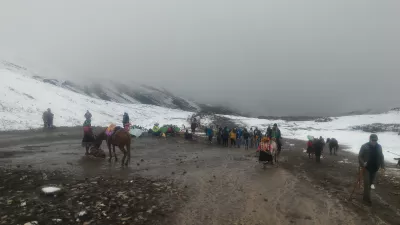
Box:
[122,112,130,126]
[85,110,92,120]
[358,134,385,204]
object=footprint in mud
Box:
[21,145,50,150]
[61,152,79,155]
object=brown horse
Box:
[95,128,132,166]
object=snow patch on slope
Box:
[0,69,193,130]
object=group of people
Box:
[42,108,54,128]
[306,136,340,162]
[202,124,282,152]
[305,133,385,205]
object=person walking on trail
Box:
[358,134,385,204]
[313,138,324,163]
[271,124,282,153]
[254,128,260,148]
[243,128,250,150]
[236,127,243,148]
[222,127,229,147]
[230,128,237,147]
[85,110,92,120]
[206,126,214,144]
[217,127,223,145]
[249,128,254,148]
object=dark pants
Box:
[208,135,213,142]
[236,138,241,148]
[230,138,236,147]
[276,139,282,153]
[315,148,322,163]
[363,169,377,202]
[223,138,228,147]
[244,139,249,149]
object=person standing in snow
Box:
[358,134,385,204]
[43,108,54,128]
[85,110,92,120]
[243,128,250,150]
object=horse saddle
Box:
[109,126,122,141]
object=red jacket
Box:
[307,140,313,147]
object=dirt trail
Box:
[0,128,399,224]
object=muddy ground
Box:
[1,127,400,225]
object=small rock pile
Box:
[0,168,182,225]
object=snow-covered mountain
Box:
[0,66,193,130]
[0,60,201,112]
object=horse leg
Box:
[107,141,112,162]
[113,145,118,162]
[126,142,131,166]
[119,146,126,166]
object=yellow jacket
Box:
[153,125,160,132]
[230,131,237,139]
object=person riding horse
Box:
[82,119,96,155]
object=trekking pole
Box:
[348,167,363,200]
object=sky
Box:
[1,0,400,116]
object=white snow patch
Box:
[41,186,61,193]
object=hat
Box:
[370,134,378,141]
[273,123,277,127]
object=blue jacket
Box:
[206,128,214,136]
[236,129,242,139]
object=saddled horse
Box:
[95,126,132,166]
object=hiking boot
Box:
[371,184,375,190]
[363,198,372,206]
